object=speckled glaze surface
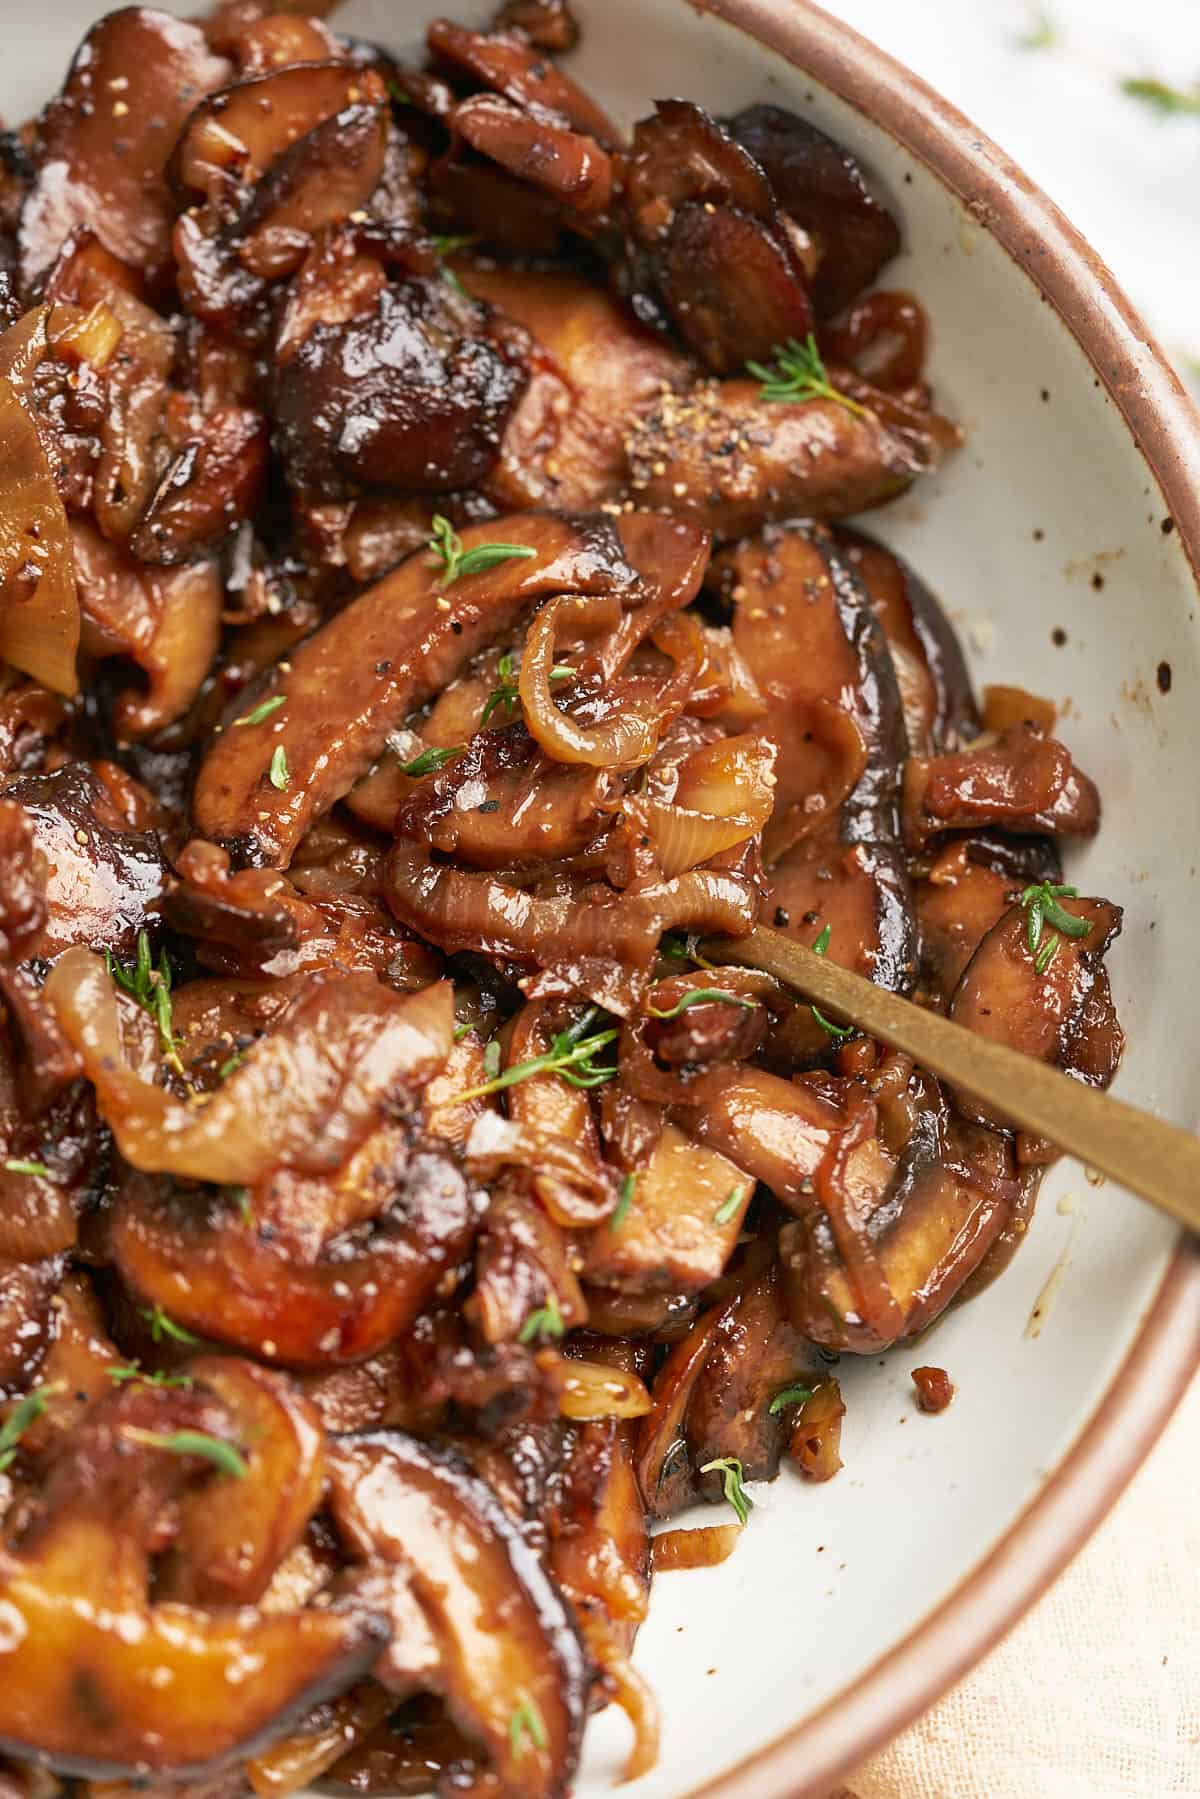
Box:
[14,4,1200,1797]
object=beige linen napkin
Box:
[843,1375,1200,1798]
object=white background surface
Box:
[818,0,1200,373]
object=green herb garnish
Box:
[712,1187,744,1227]
[3,1158,49,1177]
[0,1382,65,1471]
[700,1455,752,1526]
[397,743,465,778]
[234,694,286,728]
[122,1427,248,1480]
[385,77,410,106]
[218,1049,245,1080]
[480,651,573,727]
[809,924,854,1039]
[430,234,476,257]
[518,1294,565,1344]
[1120,77,1200,117]
[747,334,870,418]
[610,1171,636,1231]
[646,987,758,1021]
[453,1007,618,1102]
[267,744,289,791]
[508,1696,548,1758]
[483,1038,503,1080]
[427,515,536,590]
[106,1363,193,1391]
[141,1305,199,1348]
[768,1383,814,1416]
[1018,8,1056,49]
[1020,880,1089,974]
[107,931,184,1076]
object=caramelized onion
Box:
[44,948,453,1182]
[0,377,79,697]
[651,1522,741,1572]
[520,599,702,769]
[556,1358,654,1420]
[385,838,757,970]
[643,732,777,877]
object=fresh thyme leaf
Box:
[234,694,286,727]
[218,1049,245,1080]
[268,744,289,791]
[106,1363,193,1391]
[747,333,870,418]
[610,1171,636,1231]
[646,987,759,1021]
[479,655,573,727]
[107,931,184,1075]
[430,234,476,257]
[518,1294,565,1344]
[1121,77,1200,117]
[442,265,467,297]
[385,77,410,105]
[712,1186,744,1227]
[229,1185,253,1226]
[1019,881,1088,976]
[141,1305,199,1348]
[508,1696,548,1757]
[808,924,855,1039]
[123,1427,248,1480]
[769,1383,814,1416]
[452,1013,618,1103]
[700,1455,752,1527]
[483,1038,503,1080]
[0,1382,65,1470]
[3,1158,49,1177]
[1018,8,1056,49]
[397,743,465,778]
[427,515,536,590]
[453,1020,473,1042]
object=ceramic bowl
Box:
[14,3,1200,1796]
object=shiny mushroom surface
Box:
[0,3,1123,1795]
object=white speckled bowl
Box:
[14,4,1200,1796]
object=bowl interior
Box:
[11,4,1198,1795]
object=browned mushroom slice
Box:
[781,1108,1027,1352]
[835,528,979,754]
[110,1146,483,1369]
[634,1301,728,1517]
[947,894,1123,1129]
[494,0,580,52]
[727,105,901,317]
[428,18,618,145]
[0,1382,384,1778]
[468,1186,587,1345]
[191,510,633,867]
[903,722,1101,851]
[3,763,165,956]
[156,1358,327,1606]
[581,1125,751,1294]
[327,1431,590,1799]
[18,11,230,294]
[73,519,223,740]
[621,100,812,371]
[130,407,269,566]
[451,95,613,218]
[725,523,916,1036]
[686,1264,816,1489]
[681,1065,844,1209]
[626,374,957,538]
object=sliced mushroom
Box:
[625,373,958,538]
[191,510,635,867]
[903,722,1101,851]
[948,894,1123,1128]
[18,11,230,294]
[582,1124,751,1294]
[686,1263,814,1489]
[327,1430,590,1799]
[0,1381,384,1777]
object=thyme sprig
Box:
[452,1007,618,1103]
[397,743,465,779]
[646,987,758,1021]
[106,930,184,1076]
[1019,880,1089,976]
[427,515,536,589]
[122,1427,247,1480]
[480,652,574,727]
[0,1382,66,1471]
[518,1294,565,1344]
[747,333,870,419]
[700,1455,752,1527]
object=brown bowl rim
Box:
[675,1,1200,1794]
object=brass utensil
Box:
[704,926,1200,1235]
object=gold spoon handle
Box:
[704,927,1200,1236]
